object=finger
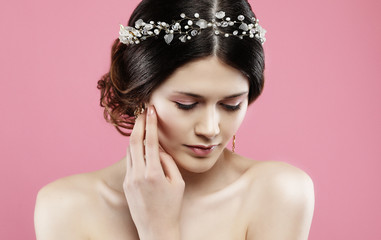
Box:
[145,105,163,175]
[129,110,146,174]
[159,150,183,182]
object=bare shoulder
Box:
[231,152,314,187]
[34,159,135,240]
[247,160,314,195]
[34,172,100,239]
[242,160,315,240]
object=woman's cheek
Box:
[224,105,248,134]
[154,104,186,144]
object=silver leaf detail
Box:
[144,24,153,30]
[196,19,208,29]
[179,35,187,42]
[239,23,249,31]
[135,19,144,29]
[164,33,174,44]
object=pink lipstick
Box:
[185,145,217,157]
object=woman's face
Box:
[149,56,249,173]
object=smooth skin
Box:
[124,107,184,240]
[34,56,314,240]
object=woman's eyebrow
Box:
[223,92,249,99]
[174,91,248,99]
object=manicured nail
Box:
[148,105,154,116]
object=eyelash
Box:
[175,102,198,110]
[223,103,241,111]
[175,102,241,112]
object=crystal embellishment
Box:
[118,10,266,45]
[215,11,225,19]
[191,30,198,36]
[221,22,229,27]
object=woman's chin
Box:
[179,164,213,174]
[173,154,218,174]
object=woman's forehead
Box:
[158,56,249,93]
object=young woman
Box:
[34,0,314,239]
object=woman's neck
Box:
[108,148,238,200]
[179,149,236,199]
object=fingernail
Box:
[148,106,154,116]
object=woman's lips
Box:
[185,145,217,157]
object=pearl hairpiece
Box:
[119,11,266,45]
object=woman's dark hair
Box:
[97,0,265,136]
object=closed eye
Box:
[175,102,198,110]
[221,103,241,111]
[175,102,241,112]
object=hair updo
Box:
[97,0,265,136]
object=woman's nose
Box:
[194,107,220,139]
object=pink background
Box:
[1,0,380,239]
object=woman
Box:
[34,0,314,239]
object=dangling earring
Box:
[232,135,236,153]
[134,103,145,119]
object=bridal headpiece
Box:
[119,11,266,45]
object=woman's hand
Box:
[124,105,185,240]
